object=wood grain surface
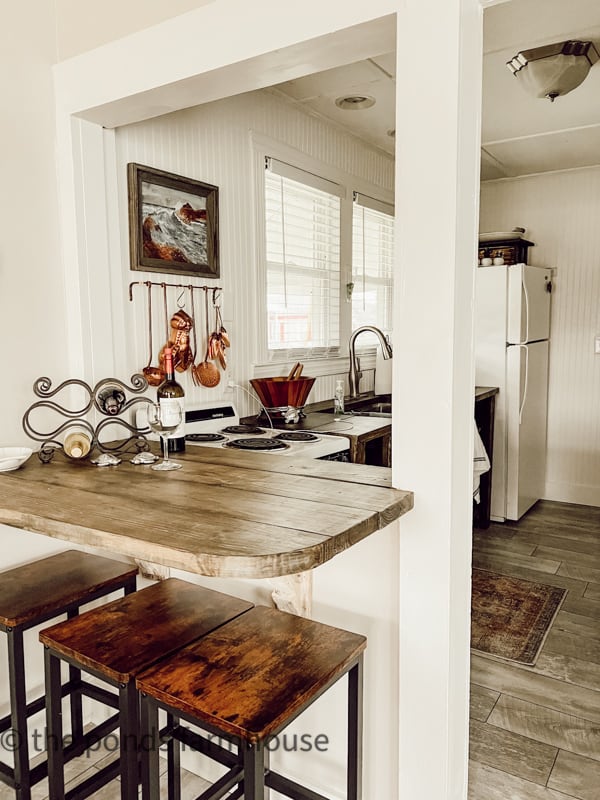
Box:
[136,605,366,742]
[39,578,253,683]
[0,447,412,579]
[470,499,600,800]
[0,550,137,628]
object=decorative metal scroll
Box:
[22,374,153,462]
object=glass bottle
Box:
[334,380,345,420]
[64,429,92,459]
[157,347,186,453]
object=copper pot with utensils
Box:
[250,363,315,412]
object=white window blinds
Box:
[265,158,341,355]
[352,193,395,338]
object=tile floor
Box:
[0,732,212,799]
[469,500,600,799]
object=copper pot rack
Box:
[128,280,222,303]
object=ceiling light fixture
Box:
[506,40,599,102]
[335,95,376,110]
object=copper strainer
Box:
[194,290,220,388]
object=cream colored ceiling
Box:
[269,53,396,156]
[272,0,600,180]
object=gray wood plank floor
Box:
[470,500,600,800]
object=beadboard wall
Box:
[113,89,394,418]
[479,166,600,507]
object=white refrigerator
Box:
[475,263,552,521]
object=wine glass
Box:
[146,402,183,471]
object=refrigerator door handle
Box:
[520,268,530,345]
[518,344,529,424]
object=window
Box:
[261,154,394,362]
[352,193,395,339]
[264,158,342,356]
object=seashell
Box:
[130,451,159,465]
[91,453,121,467]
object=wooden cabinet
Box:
[473,386,498,529]
[478,237,534,265]
[347,426,391,467]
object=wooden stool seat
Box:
[40,577,253,683]
[137,605,367,800]
[0,549,138,628]
[0,550,138,800]
[41,578,253,800]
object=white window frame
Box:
[252,134,393,378]
[264,157,344,357]
[351,191,395,337]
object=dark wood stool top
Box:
[0,550,138,628]
[39,578,253,683]
[136,605,366,743]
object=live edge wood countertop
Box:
[0,447,413,579]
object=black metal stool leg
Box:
[347,656,364,800]
[166,712,180,800]
[7,627,30,800]
[44,646,65,800]
[119,681,140,800]
[140,694,161,800]
[66,608,84,745]
[242,741,265,800]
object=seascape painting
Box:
[128,164,219,277]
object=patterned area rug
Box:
[471,569,567,666]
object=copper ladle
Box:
[142,282,164,387]
[189,286,202,387]
[195,290,220,387]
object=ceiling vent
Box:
[335,95,376,110]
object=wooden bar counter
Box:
[0,447,413,580]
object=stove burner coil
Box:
[185,433,228,443]
[274,431,319,443]
[223,438,289,452]
[221,425,267,435]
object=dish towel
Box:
[473,421,490,503]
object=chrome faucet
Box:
[348,326,393,398]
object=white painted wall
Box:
[480,166,600,507]
[55,0,214,59]
[114,89,393,415]
[1,5,67,448]
[0,8,77,745]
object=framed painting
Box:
[127,163,219,277]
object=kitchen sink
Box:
[357,402,392,414]
[323,395,392,418]
[347,409,391,418]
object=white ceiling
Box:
[272,0,600,181]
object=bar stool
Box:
[0,549,138,800]
[40,578,253,800]
[137,605,366,800]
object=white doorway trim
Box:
[52,1,484,797]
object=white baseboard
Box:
[543,481,600,508]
